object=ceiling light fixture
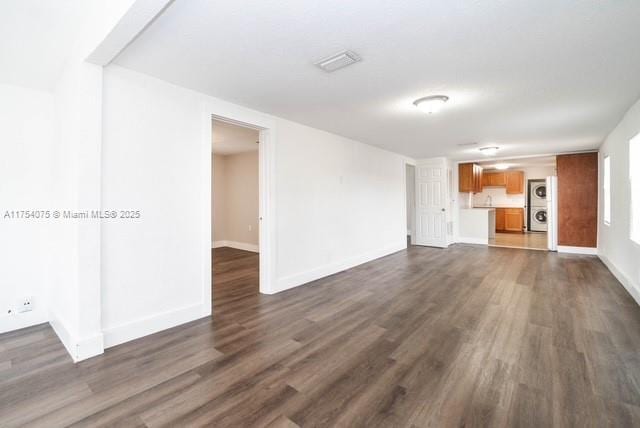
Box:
[479,146,499,156]
[494,163,509,170]
[413,95,449,114]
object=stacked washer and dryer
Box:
[528,180,548,232]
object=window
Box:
[604,155,611,225]
[632,133,640,244]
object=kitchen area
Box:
[457,156,557,250]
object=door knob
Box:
[441,208,446,212]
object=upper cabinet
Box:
[473,164,483,193]
[483,171,506,187]
[460,164,525,194]
[481,170,524,194]
[459,163,483,193]
[505,171,524,194]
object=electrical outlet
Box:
[248,225,252,231]
[17,297,33,313]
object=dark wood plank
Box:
[1,244,639,427]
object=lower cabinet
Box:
[495,208,505,231]
[495,208,524,233]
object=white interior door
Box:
[415,160,448,248]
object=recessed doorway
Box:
[406,164,416,245]
[211,119,260,311]
[477,155,557,251]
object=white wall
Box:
[0,84,54,333]
[598,97,640,304]
[100,65,408,347]
[274,120,407,290]
[44,0,141,360]
[473,186,525,208]
[212,151,259,249]
[49,55,104,360]
[101,66,205,347]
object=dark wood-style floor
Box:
[2,244,640,427]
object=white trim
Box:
[457,237,488,245]
[49,311,104,362]
[203,102,277,298]
[599,254,640,306]
[86,0,174,66]
[212,240,259,253]
[49,312,75,359]
[258,127,277,293]
[273,241,407,294]
[458,150,599,165]
[557,245,598,255]
[200,104,213,319]
[103,303,209,348]
[76,334,105,361]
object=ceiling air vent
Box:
[314,50,361,73]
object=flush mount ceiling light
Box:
[479,146,499,156]
[413,95,449,114]
[494,163,510,170]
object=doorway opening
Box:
[476,155,557,251]
[211,119,260,312]
[406,164,416,245]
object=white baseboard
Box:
[0,307,48,334]
[558,245,598,255]
[103,302,210,348]
[272,240,407,295]
[599,254,640,307]
[49,311,104,362]
[457,237,488,245]
[212,240,259,253]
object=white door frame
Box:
[201,102,278,314]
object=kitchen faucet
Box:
[486,195,493,207]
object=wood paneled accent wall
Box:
[557,152,598,248]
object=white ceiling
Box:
[114,0,640,160]
[212,120,259,155]
[478,155,557,171]
[0,1,91,91]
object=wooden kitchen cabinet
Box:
[459,163,474,193]
[483,171,506,187]
[482,172,491,187]
[474,164,483,193]
[493,172,506,186]
[495,208,524,232]
[505,171,524,194]
[459,163,483,193]
[495,208,505,231]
